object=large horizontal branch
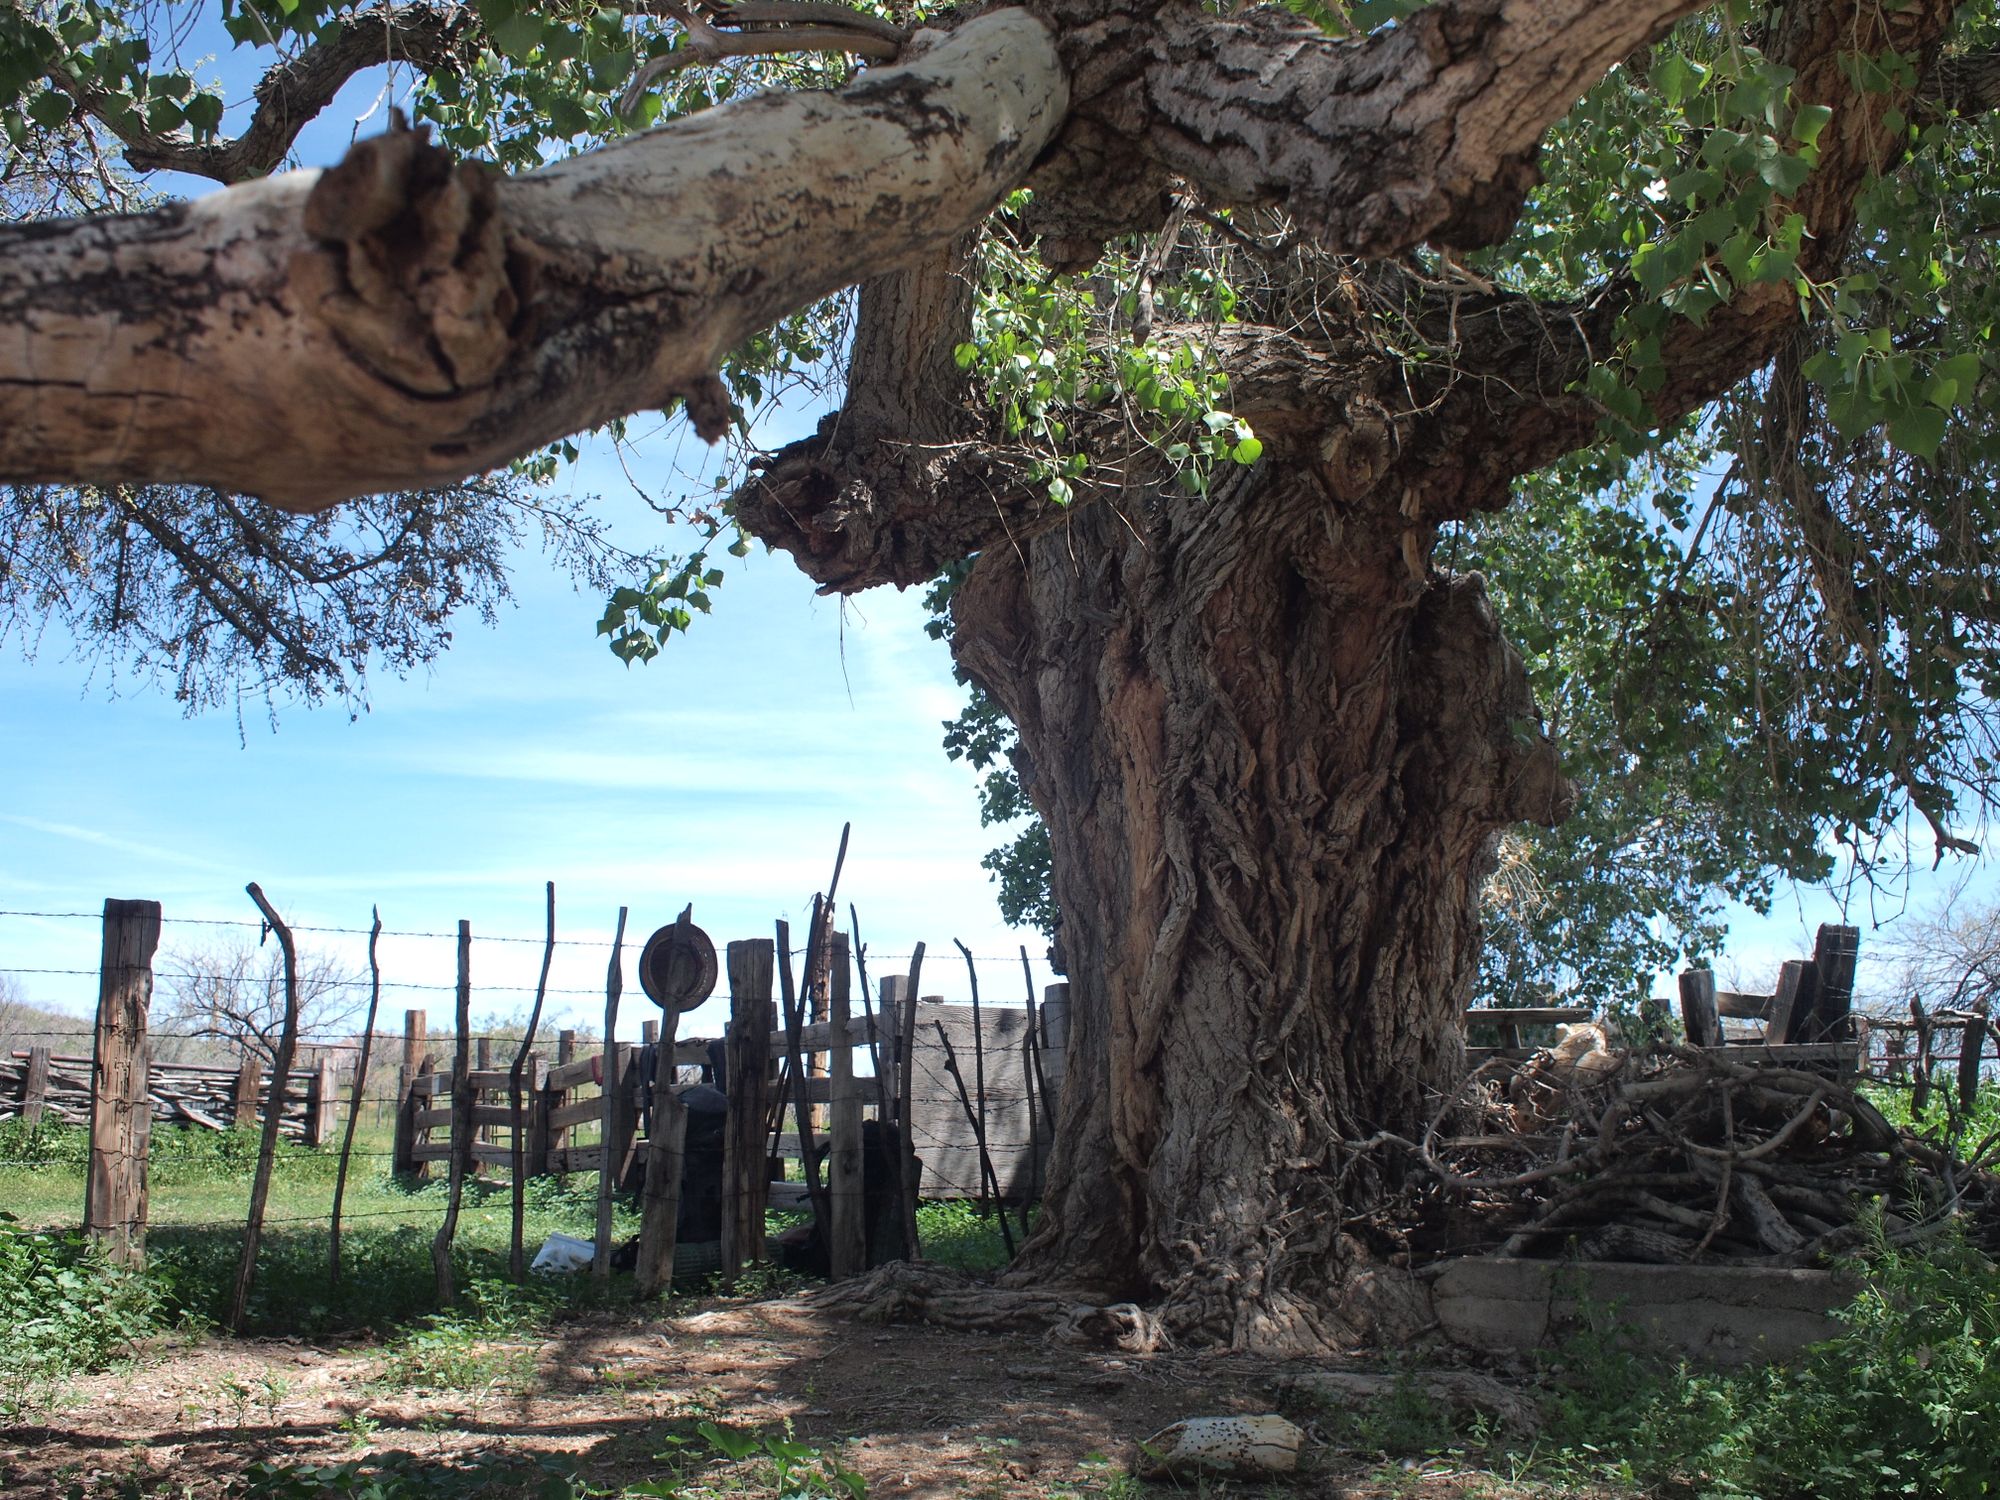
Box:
[0,10,1066,509]
[1020,0,1712,263]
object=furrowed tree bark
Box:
[945,454,1568,1354]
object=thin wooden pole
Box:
[84,898,160,1268]
[510,882,557,1281]
[953,939,992,1218]
[594,906,629,1287]
[228,884,303,1332]
[330,906,384,1287]
[896,943,925,1258]
[431,921,475,1308]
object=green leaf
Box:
[1792,102,1833,146]
[1232,437,1264,465]
[1888,406,1946,461]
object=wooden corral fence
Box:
[1673,923,1867,1070]
[395,939,1073,1216]
[2,1047,338,1141]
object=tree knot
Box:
[292,111,523,397]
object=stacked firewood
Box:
[1406,1038,2000,1265]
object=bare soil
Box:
[0,1290,1613,1500]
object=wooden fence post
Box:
[21,1046,50,1127]
[393,1008,428,1181]
[1678,969,1721,1049]
[232,1055,264,1131]
[826,934,865,1278]
[1959,1009,1988,1114]
[475,1036,493,1162]
[721,939,775,1281]
[85,898,160,1267]
[307,1058,338,1146]
[551,1028,577,1168]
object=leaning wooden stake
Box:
[777,912,834,1234]
[510,882,557,1281]
[594,906,629,1286]
[953,939,992,1219]
[228,884,304,1332]
[330,906,385,1287]
[431,921,475,1308]
[84,898,161,1268]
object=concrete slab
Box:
[1432,1258,1857,1365]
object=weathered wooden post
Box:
[85,898,160,1267]
[1959,1008,1988,1114]
[1678,969,1721,1049]
[826,934,865,1278]
[550,1028,578,1168]
[20,1045,50,1127]
[635,994,686,1296]
[721,939,775,1281]
[432,921,475,1307]
[474,1036,493,1164]
[392,1008,428,1181]
[232,1054,264,1131]
[306,1058,338,1146]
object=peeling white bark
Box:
[0,10,1065,509]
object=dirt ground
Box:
[0,1289,1608,1500]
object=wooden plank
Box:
[1707,1042,1862,1067]
[1713,991,1774,1020]
[1958,1012,1988,1112]
[1768,961,1810,1044]
[767,1181,813,1209]
[546,1056,605,1091]
[1461,1006,1594,1027]
[762,1015,883,1054]
[308,1059,338,1146]
[1678,969,1721,1050]
[548,1096,608,1132]
[85,899,160,1268]
[722,939,775,1281]
[414,1141,522,1167]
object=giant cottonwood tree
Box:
[6,0,2000,1350]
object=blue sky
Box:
[0,462,1044,1044]
[4,13,1993,1045]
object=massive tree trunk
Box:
[947,458,1568,1353]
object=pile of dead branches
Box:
[1390,1040,2000,1266]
